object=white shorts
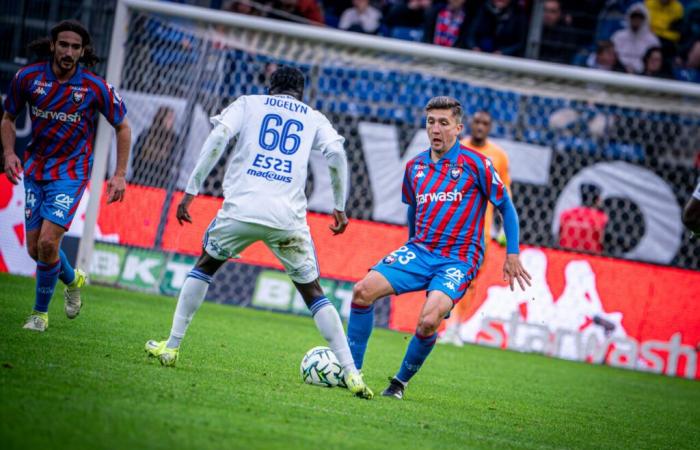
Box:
[203,216,320,284]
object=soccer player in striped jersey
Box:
[1,20,131,332]
[346,96,531,399]
[144,67,373,399]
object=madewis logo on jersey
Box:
[416,190,463,205]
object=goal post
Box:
[78,0,700,271]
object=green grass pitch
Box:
[0,272,698,449]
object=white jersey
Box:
[186,95,345,230]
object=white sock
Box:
[311,300,358,376]
[166,271,212,349]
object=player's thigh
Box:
[40,179,88,230]
[428,261,475,306]
[23,178,44,232]
[354,270,396,304]
[417,290,454,333]
[371,243,432,295]
[202,216,260,261]
[264,226,319,284]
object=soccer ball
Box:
[300,346,346,387]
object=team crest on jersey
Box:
[71,90,84,104]
[383,255,397,265]
[450,167,462,180]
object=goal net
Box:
[88,0,700,277]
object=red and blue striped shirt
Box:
[402,140,509,267]
[4,61,127,180]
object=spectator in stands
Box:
[423,0,472,48]
[384,0,432,41]
[467,0,528,56]
[560,0,606,47]
[267,0,325,24]
[130,106,179,188]
[641,46,673,78]
[611,3,660,73]
[586,40,625,71]
[222,0,267,16]
[645,0,684,49]
[538,0,580,64]
[679,1,700,66]
[558,183,609,254]
[338,0,383,34]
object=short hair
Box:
[425,96,463,123]
[472,109,492,120]
[268,66,305,100]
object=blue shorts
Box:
[372,242,475,303]
[24,178,88,231]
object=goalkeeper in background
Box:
[145,66,373,399]
[439,110,512,346]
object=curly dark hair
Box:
[27,19,100,67]
[268,66,305,100]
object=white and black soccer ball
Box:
[300,346,345,388]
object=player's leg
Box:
[24,219,65,331]
[384,261,472,399]
[266,227,373,398]
[349,243,431,371]
[383,291,453,399]
[347,270,394,370]
[146,217,243,366]
[294,279,372,399]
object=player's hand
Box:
[176,193,195,225]
[503,253,532,292]
[329,209,348,235]
[106,175,126,203]
[3,152,22,185]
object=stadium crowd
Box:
[214,0,700,83]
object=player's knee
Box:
[26,242,39,261]
[417,315,440,336]
[352,281,375,307]
[37,236,59,260]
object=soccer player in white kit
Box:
[145,67,373,399]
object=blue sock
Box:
[58,249,75,285]
[346,302,374,370]
[396,332,438,383]
[34,260,61,313]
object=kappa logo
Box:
[25,208,32,219]
[415,170,425,178]
[52,209,65,219]
[33,86,46,96]
[443,281,456,291]
[107,83,123,104]
[54,194,74,211]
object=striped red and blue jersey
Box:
[402,140,509,268]
[3,61,127,180]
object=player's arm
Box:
[402,162,417,239]
[407,204,416,238]
[495,194,531,291]
[480,160,531,291]
[322,140,349,235]
[177,123,235,225]
[1,112,22,184]
[105,118,131,203]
